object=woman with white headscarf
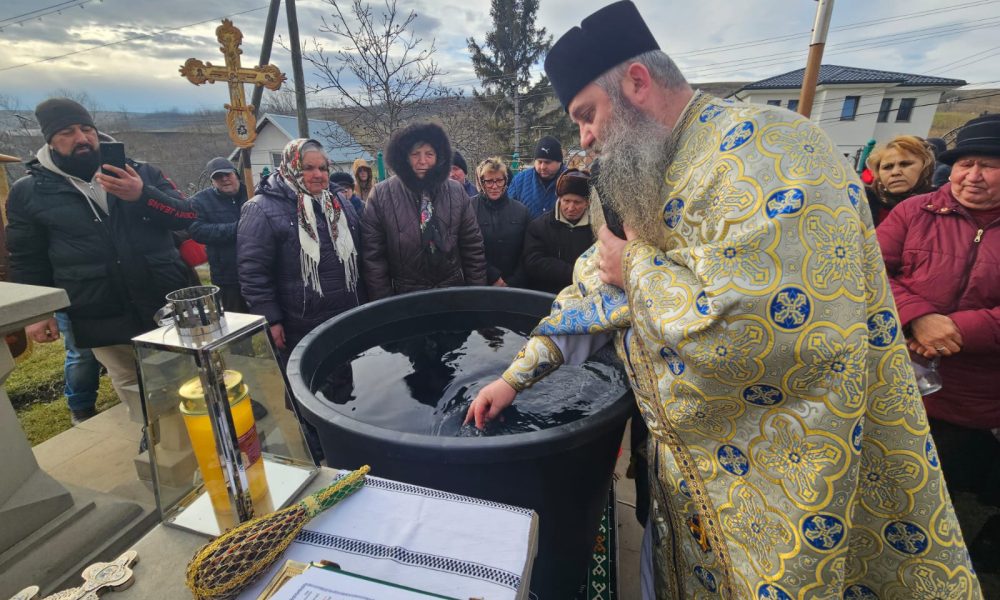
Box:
[238,138,366,362]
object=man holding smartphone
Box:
[6,97,197,426]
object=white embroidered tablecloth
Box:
[238,471,538,600]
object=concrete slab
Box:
[2,279,156,597]
[0,483,157,598]
[20,398,999,599]
[1,325,74,554]
[0,282,68,333]
[33,427,108,472]
[108,479,157,507]
[34,405,145,495]
[29,406,646,598]
[616,519,644,599]
[75,403,143,443]
[44,437,140,494]
[614,420,643,600]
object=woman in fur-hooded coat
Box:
[361,122,487,300]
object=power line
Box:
[0,0,94,28]
[3,1,995,123]
[442,12,1000,92]
[439,3,1000,91]
[445,11,999,92]
[684,13,1000,75]
[814,90,1000,125]
[673,0,1000,59]
[733,75,1000,118]
[248,67,1000,119]
[926,44,1000,72]
[684,15,1000,79]
[306,76,1000,117]
[737,80,990,112]
[0,4,270,73]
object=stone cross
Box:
[0,284,71,558]
[0,282,152,600]
[179,19,286,148]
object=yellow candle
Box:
[179,371,271,518]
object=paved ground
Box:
[32,404,646,598]
[33,404,154,504]
[31,407,998,599]
[613,422,644,599]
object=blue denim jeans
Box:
[54,311,101,412]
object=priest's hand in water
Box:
[464,378,517,430]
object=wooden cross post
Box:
[180,19,286,186]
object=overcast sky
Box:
[1,0,996,114]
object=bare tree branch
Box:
[302,0,450,153]
[434,93,503,167]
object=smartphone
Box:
[602,204,627,240]
[99,142,127,176]
[591,160,628,240]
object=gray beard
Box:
[594,97,675,243]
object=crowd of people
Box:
[3,0,999,596]
[4,105,598,364]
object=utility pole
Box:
[285,0,310,138]
[797,0,835,119]
[513,86,521,161]
[250,0,282,119]
[239,0,283,188]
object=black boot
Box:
[70,407,97,426]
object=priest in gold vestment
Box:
[466,2,982,598]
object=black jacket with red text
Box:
[6,157,196,347]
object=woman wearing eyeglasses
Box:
[470,156,530,287]
[521,169,595,294]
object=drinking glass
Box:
[911,355,942,396]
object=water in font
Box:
[314,327,626,436]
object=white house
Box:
[733,65,966,157]
[230,113,374,178]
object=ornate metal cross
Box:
[180,19,286,148]
[9,550,138,600]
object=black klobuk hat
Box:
[544,1,660,111]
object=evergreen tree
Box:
[467,0,555,160]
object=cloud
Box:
[0,0,994,113]
[409,14,442,39]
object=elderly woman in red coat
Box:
[876,114,1000,576]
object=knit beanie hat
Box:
[534,136,563,162]
[35,98,96,142]
[452,151,469,174]
[556,169,590,198]
[329,171,355,188]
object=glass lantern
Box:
[132,286,317,536]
